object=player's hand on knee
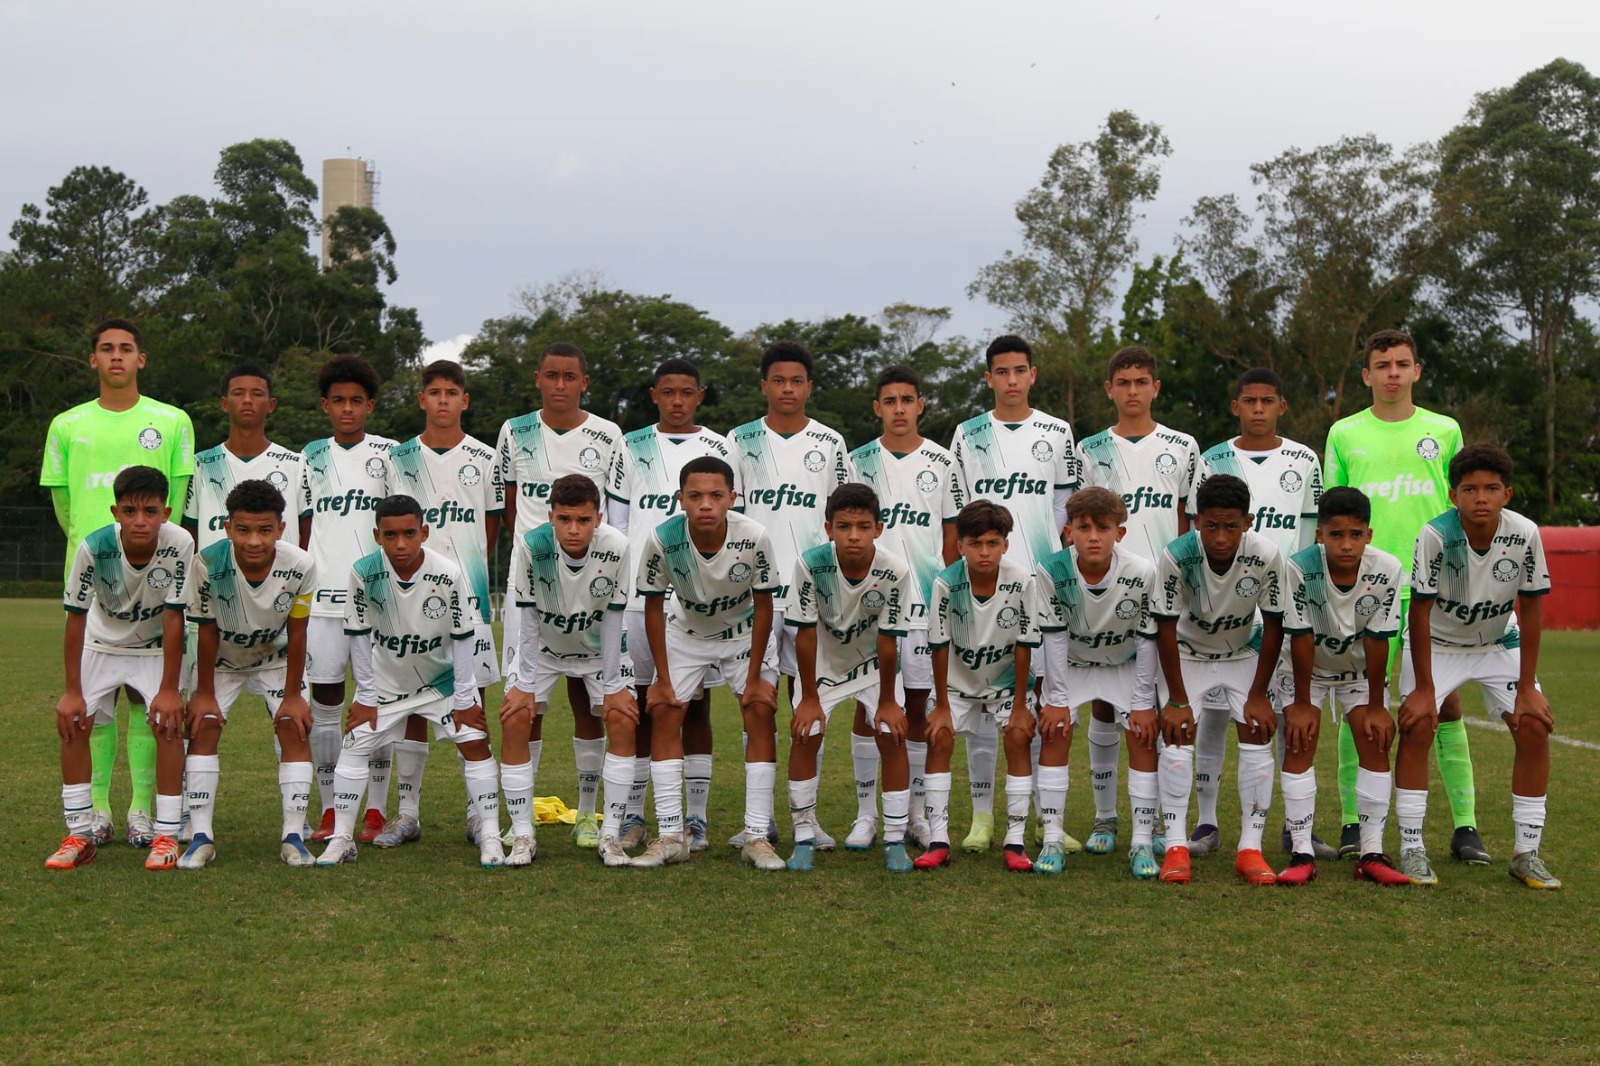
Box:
[276,693,312,741]
[790,696,826,741]
[741,676,777,714]
[1510,687,1553,733]
[151,687,184,740]
[1397,687,1435,734]
[926,704,955,747]
[455,703,487,733]
[1161,701,1195,746]
[875,699,908,741]
[603,689,639,726]
[1039,703,1072,740]
[1284,701,1318,755]
[1127,708,1157,748]
[55,693,88,740]
[1242,694,1276,741]
[499,686,535,726]
[346,701,377,734]
[1352,705,1395,750]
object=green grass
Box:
[3,598,1597,1064]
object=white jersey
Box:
[510,523,630,661]
[788,543,912,696]
[1155,529,1284,661]
[928,556,1041,701]
[300,434,395,619]
[638,511,778,643]
[848,437,964,630]
[950,410,1078,575]
[729,416,850,611]
[345,545,473,705]
[186,442,308,552]
[64,522,193,655]
[497,410,623,536]
[1284,544,1403,683]
[1076,425,1199,565]
[189,539,315,672]
[1411,508,1550,653]
[386,434,503,625]
[1190,438,1322,560]
[1035,544,1158,667]
[607,425,739,611]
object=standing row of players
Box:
[41,323,1560,888]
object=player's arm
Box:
[742,590,777,710]
[345,572,378,732]
[1127,635,1160,746]
[1510,592,1553,731]
[188,621,223,733]
[874,631,906,739]
[1241,613,1282,740]
[298,513,311,547]
[927,643,954,745]
[450,626,486,732]
[56,611,89,739]
[277,609,312,740]
[498,605,541,724]
[51,487,71,535]
[1155,617,1193,745]
[605,497,631,534]
[486,511,502,557]
[1282,631,1319,756]
[501,484,517,535]
[1011,644,1036,734]
[1397,596,1437,731]
[643,593,675,711]
[151,606,186,740]
[790,625,824,739]
[1347,633,1396,749]
[1038,630,1073,739]
[598,608,637,724]
[941,521,957,565]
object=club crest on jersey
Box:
[803,449,826,473]
[422,594,448,619]
[138,427,163,450]
[997,605,1021,629]
[728,562,753,585]
[267,470,289,492]
[580,446,603,471]
[1235,576,1261,599]
[863,589,886,611]
[366,458,386,479]
[1279,470,1303,493]
[916,470,939,494]
[147,566,174,590]
[1115,597,1139,620]
[589,575,615,598]
[458,463,482,487]
[1416,437,1441,460]
[1492,558,1520,583]
[1031,440,1053,463]
[1155,453,1178,476]
[1355,593,1382,617]
[274,591,293,613]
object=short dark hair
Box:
[318,355,381,400]
[225,479,286,518]
[1107,346,1157,381]
[375,494,425,524]
[91,318,142,351]
[874,364,922,397]
[984,335,1032,369]
[1363,329,1417,368]
[112,465,167,503]
[420,359,466,390]
[1235,367,1285,396]
[761,341,813,379]
[679,455,735,491]
[541,341,587,374]
[1448,443,1514,489]
[549,473,601,511]
[1318,486,1372,525]
[654,358,700,384]
[956,499,1013,540]
[1066,486,1128,526]
[826,483,880,522]
[221,362,272,396]
[1195,473,1251,515]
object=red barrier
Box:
[1541,527,1600,630]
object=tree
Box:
[1431,58,1600,512]
[969,110,1171,423]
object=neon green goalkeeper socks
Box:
[89,717,119,813]
[126,708,157,816]
[1337,719,1359,826]
[1434,718,1477,829]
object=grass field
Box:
[3,598,1598,1064]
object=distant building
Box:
[320,158,378,268]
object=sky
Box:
[2,1,1594,362]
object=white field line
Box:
[1461,714,1600,752]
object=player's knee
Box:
[1510,714,1551,743]
[928,732,955,759]
[874,732,904,756]
[459,739,493,761]
[741,705,775,732]
[1400,716,1436,744]
[191,715,223,743]
[501,707,533,742]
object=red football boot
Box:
[310,808,337,842]
[1158,845,1191,884]
[1277,853,1318,886]
[913,845,951,870]
[1235,848,1278,885]
[1354,853,1414,887]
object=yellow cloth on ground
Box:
[533,796,580,824]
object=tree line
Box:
[4,59,1597,523]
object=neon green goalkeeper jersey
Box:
[1323,406,1461,593]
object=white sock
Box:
[332,751,367,838]
[457,747,474,809]
[1159,744,1195,847]
[1128,769,1158,847]
[365,748,391,817]
[63,781,93,836]
[966,721,997,816]
[744,762,776,837]
[789,775,820,843]
[626,755,650,822]
[906,740,928,826]
[154,792,184,838]
[1088,716,1120,821]
[684,753,712,822]
[1194,706,1227,828]
[310,698,343,814]
[395,739,429,819]
[1029,731,1043,819]
[1512,793,1546,855]
[462,756,501,833]
[882,789,910,844]
[925,770,952,844]
[501,759,536,838]
[184,753,220,841]
[1396,787,1428,853]
[278,761,313,840]
[1004,774,1033,847]
[573,736,604,817]
[652,758,685,838]
[1037,764,1069,845]
[1236,742,1274,852]
[602,753,633,838]
[851,732,879,823]
[1355,767,1390,856]
[1280,767,1317,856]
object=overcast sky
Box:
[3,1,1593,360]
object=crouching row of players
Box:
[48,442,1559,889]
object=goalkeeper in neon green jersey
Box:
[1324,329,1487,866]
[39,319,195,848]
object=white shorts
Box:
[798,675,908,736]
[949,692,1018,736]
[900,630,933,691]
[662,628,777,705]
[773,609,798,678]
[79,649,166,725]
[521,652,609,715]
[305,615,352,684]
[1061,659,1164,728]
[1180,656,1261,724]
[342,694,488,757]
[210,665,305,720]
[1308,680,1385,721]
[1401,648,1540,720]
[626,611,655,684]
